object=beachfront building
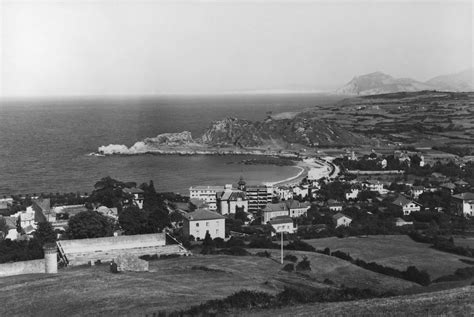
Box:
[122,187,144,209]
[292,185,309,199]
[189,185,226,211]
[245,184,273,213]
[275,186,293,201]
[216,188,248,215]
[452,193,474,217]
[182,209,226,240]
[269,216,295,235]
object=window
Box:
[216,229,219,235]
[196,223,199,227]
[206,222,209,227]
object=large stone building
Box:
[182,209,226,240]
[216,188,248,215]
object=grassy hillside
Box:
[304,235,474,279]
[251,285,474,316]
[0,251,416,316]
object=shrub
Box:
[213,237,226,248]
[219,246,249,256]
[283,254,298,262]
[282,263,294,272]
[286,240,316,252]
[295,257,311,271]
[434,266,474,283]
[256,251,271,258]
[247,236,279,249]
[225,237,246,248]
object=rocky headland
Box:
[98,113,373,156]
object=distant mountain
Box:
[336,72,433,95]
[426,68,473,92]
[337,69,473,95]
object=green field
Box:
[304,235,474,279]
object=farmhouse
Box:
[268,216,295,235]
[452,192,474,217]
[391,196,421,215]
[333,213,352,228]
[57,233,190,266]
[182,209,225,240]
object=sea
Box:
[0,94,342,196]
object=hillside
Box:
[337,69,473,95]
[337,72,433,95]
[426,68,474,92]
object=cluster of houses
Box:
[0,187,146,241]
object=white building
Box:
[189,185,226,211]
[345,188,359,200]
[333,213,352,228]
[122,187,144,209]
[261,203,288,224]
[269,216,295,235]
[392,196,421,216]
[275,186,293,201]
[452,193,474,217]
[286,200,311,218]
[182,209,226,240]
[292,186,309,199]
[411,186,425,199]
[217,189,248,215]
[363,180,387,195]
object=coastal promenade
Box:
[265,158,336,187]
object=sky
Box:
[0,0,472,97]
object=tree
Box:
[118,206,148,235]
[66,210,113,239]
[201,231,215,254]
[34,222,56,246]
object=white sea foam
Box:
[98,142,147,155]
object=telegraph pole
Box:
[281,231,284,264]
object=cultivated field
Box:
[304,235,474,279]
[0,251,418,316]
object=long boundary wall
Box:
[0,259,45,277]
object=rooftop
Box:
[123,187,144,194]
[285,200,311,210]
[452,192,474,201]
[269,216,293,225]
[333,213,351,220]
[189,186,225,191]
[217,190,246,201]
[182,209,225,221]
[392,195,419,207]
[262,203,287,213]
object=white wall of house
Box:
[289,207,308,218]
[263,210,288,223]
[457,201,474,217]
[183,218,225,240]
[402,203,421,215]
[335,217,352,228]
[219,199,248,215]
[270,222,295,235]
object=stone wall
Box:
[0,259,45,277]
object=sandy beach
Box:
[265,158,335,187]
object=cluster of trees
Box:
[63,177,172,239]
[0,222,56,263]
[334,155,405,171]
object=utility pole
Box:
[280,231,284,264]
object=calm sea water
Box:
[0,94,341,196]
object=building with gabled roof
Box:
[216,189,248,215]
[122,187,144,209]
[285,200,310,218]
[189,185,226,211]
[452,192,474,217]
[332,213,352,228]
[391,195,421,215]
[182,209,225,240]
[261,203,288,223]
[269,216,295,235]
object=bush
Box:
[219,246,249,256]
[295,257,311,271]
[282,263,294,272]
[225,237,246,248]
[284,254,298,262]
[213,237,226,248]
[256,251,271,258]
[434,266,474,283]
[286,240,316,252]
[247,236,279,249]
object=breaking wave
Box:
[98,141,149,155]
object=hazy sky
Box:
[1,0,472,97]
